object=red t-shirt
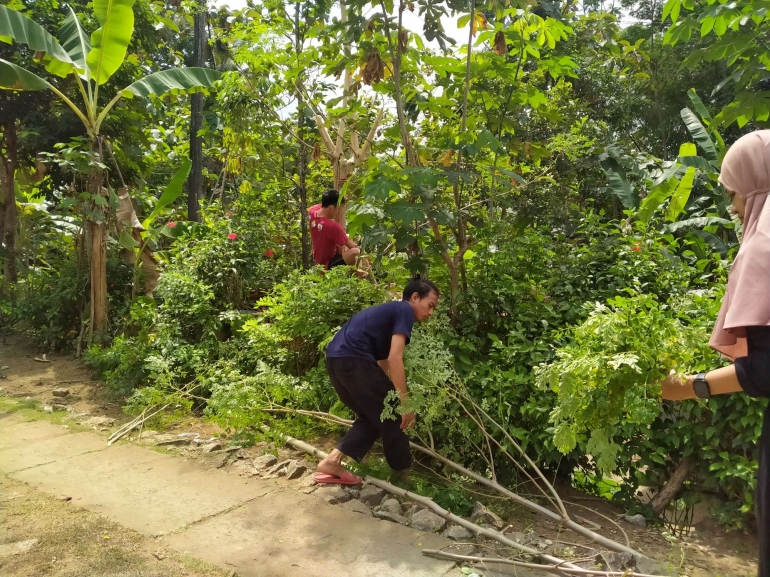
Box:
[308,204,349,267]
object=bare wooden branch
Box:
[315,115,336,154]
[107,404,169,446]
[421,550,668,577]
[360,108,385,159]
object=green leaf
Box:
[463,249,475,260]
[687,88,713,124]
[142,158,192,229]
[364,178,400,201]
[87,0,137,85]
[600,157,639,208]
[662,0,681,22]
[681,108,718,161]
[118,227,140,249]
[59,7,91,77]
[0,58,51,90]
[688,229,727,257]
[0,5,75,77]
[664,216,730,232]
[678,142,697,157]
[457,14,472,28]
[122,67,221,98]
[388,201,425,223]
[678,155,716,172]
[666,166,696,221]
[638,180,674,224]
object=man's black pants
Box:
[326,357,412,471]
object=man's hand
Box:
[400,411,415,429]
[661,373,697,401]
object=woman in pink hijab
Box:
[662,130,770,576]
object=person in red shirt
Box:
[308,189,361,269]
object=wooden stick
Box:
[261,409,644,558]
[107,405,168,446]
[421,550,667,577]
[263,424,579,570]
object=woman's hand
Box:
[661,372,697,401]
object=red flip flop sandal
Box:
[313,471,363,485]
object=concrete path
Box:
[0,414,459,577]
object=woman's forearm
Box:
[661,365,744,400]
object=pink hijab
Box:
[709,130,770,359]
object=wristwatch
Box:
[693,373,712,399]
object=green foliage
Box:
[536,292,716,473]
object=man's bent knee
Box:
[342,247,360,265]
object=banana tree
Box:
[0,2,221,345]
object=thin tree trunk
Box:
[88,140,108,345]
[1,119,18,295]
[188,0,206,222]
[294,1,311,269]
[650,456,694,517]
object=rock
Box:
[507,531,533,546]
[298,473,318,488]
[85,416,115,427]
[155,437,191,447]
[43,405,53,414]
[262,459,292,478]
[210,452,234,469]
[316,485,351,505]
[359,484,387,507]
[403,503,426,520]
[444,543,477,557]
[377,498,403,516]
[374,510,408,525]
[636,556,675,576]
[470,501,504,530]
[52,388,70,397]
[340,499,372,516]
[624,514,647,528]
[231,460,258,476]
[342,487,360,500]
[202,442,223,453]
[285,461,307,480]
[411,509,447,532]
[300,485,319,494]
[253,454,278,470]
[443,525,473,541]
[0,538,39,558]
[596,551,637,572]
[532,538,551,551]
[52,404,69,412]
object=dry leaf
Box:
[361,50,385,85]
[438,150,455,167]
[472,12,488,36]
[311,142,322,161]
[399,30,409,54]
[493,31,507,55]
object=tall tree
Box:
[188,0,207,222]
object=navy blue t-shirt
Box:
[326,301,415,362]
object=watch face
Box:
[694,379,711,398]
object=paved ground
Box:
[0,413,462,577]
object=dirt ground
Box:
[0,473,228,577]
[0,335,761,577]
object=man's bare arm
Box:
[388,334,414,429]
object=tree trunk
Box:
[1,119,18,296]
[650,456,695,517]
[88,141,108,345]
[297,91,311,269]
[188,0,206,222]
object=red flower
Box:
[632,244,642,252]
[167,221,177,228]
[264,249,275,258]
[228,233,237,241]
[226,211,234,217]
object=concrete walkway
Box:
[0,413,459,577]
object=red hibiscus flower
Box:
[226,211,234,217]
[264,249,275,258]
[167,221,177,228]
[632,243,642,252]
[228,233,237,241]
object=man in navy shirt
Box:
[314,277,440,485]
